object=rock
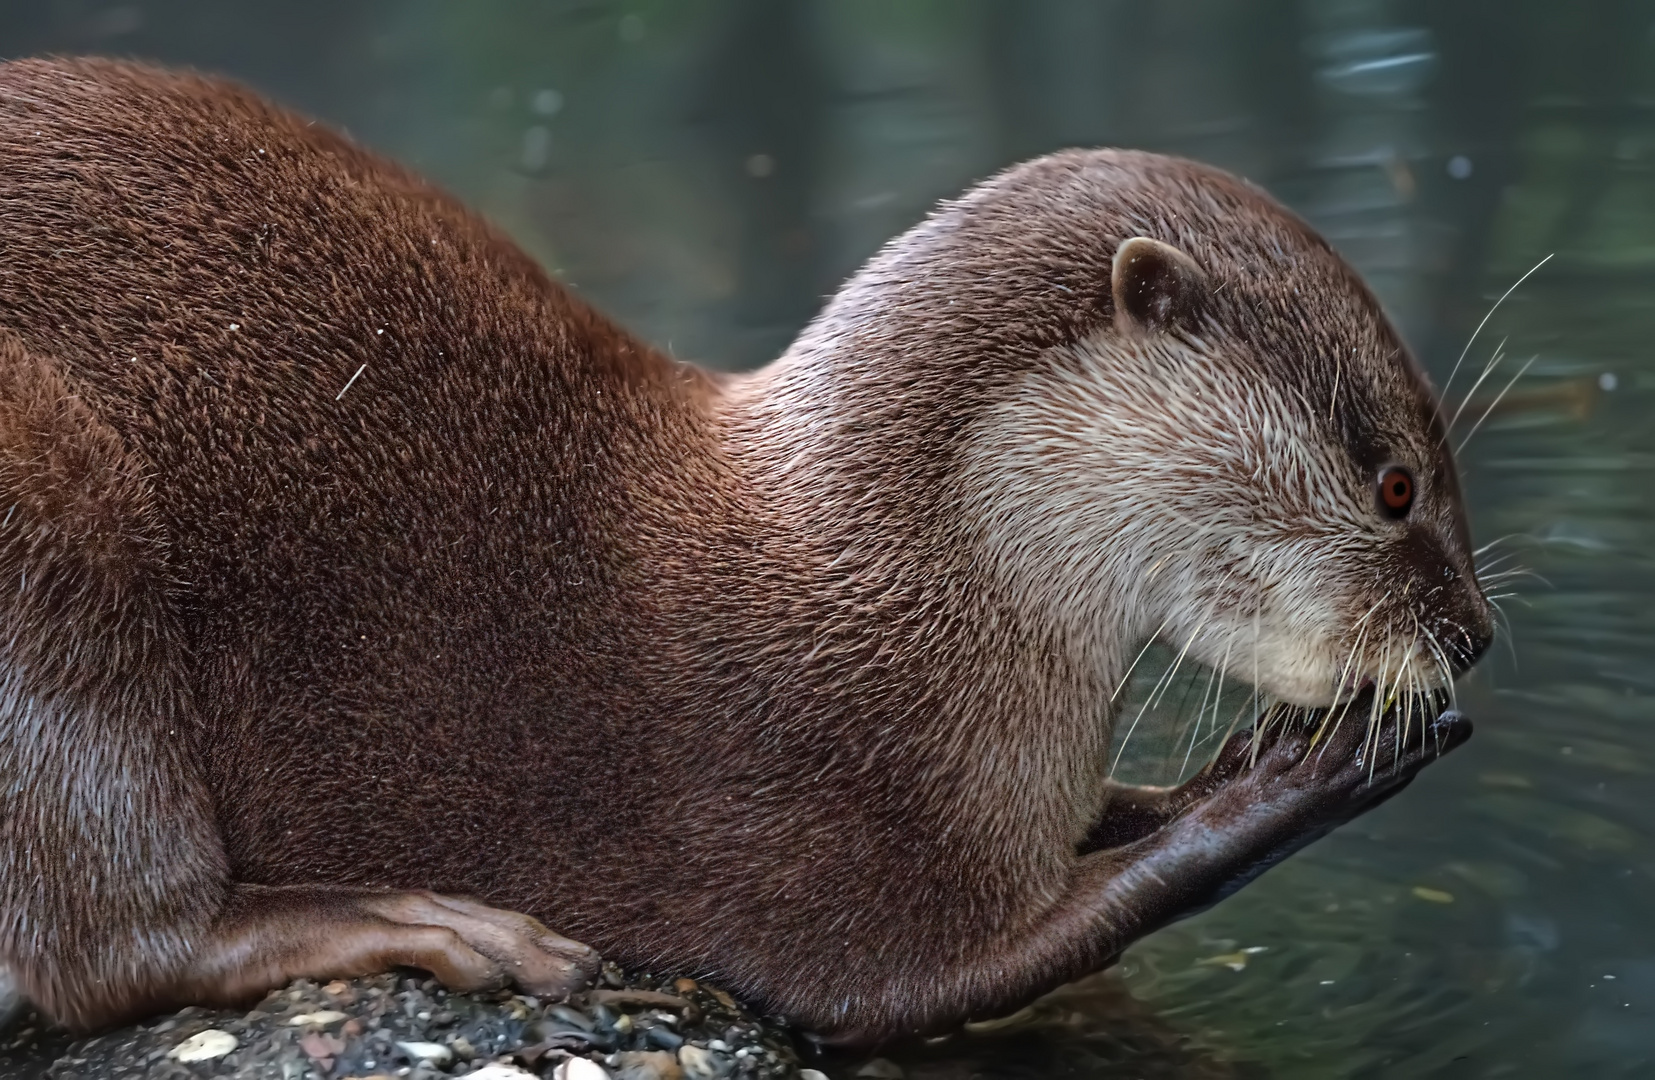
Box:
[856,1059,905,1079]
[396,1038,454,1065]
[555,1056,612,1079]
[799,1072,831,1080]
[299,1030,345,1059]
[591,989,692,1011]
[287,1008,348,1026]
[549,1003,597,1031]
[9,965,805,1077]
[468,1065,539,1080]
[615,1049,685,1080]
[679,1042,731,1079]
[165,1028,237,1062]
[645,1024,686,1050]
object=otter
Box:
[0,58,1489,1043]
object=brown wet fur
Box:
[0,58,1480,1043]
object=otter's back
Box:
[0,59,694,894]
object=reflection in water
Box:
[820,974,1258,1080]
[2,2,1652,1076]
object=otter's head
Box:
[1085,235,1490,706]
[924,151,1494,708]
[755,150,1491,712]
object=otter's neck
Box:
[693,358,1131,843]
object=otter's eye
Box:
[1377,467,1414,518]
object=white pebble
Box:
[397,1040,454,1065]
[801,1072,832,1080]
[286,1010,347,1026]
[554,1058,611,1080]
[468,1065,538,1080]
[678,1044,716,1079]
[167,1029,237,1062]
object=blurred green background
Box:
[4,2,1653,1077]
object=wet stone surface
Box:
[0,966,808,1080]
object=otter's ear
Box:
[1111,236,1208,335]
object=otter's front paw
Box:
[1170,697,1471,913]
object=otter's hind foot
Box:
[177,884,599,1012]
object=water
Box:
[3,2,1652,1076]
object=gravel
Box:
[0,964,810,1080]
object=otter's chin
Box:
[1214,637,1340,708]
[1248,665,1341,709]
[1262,683,1340,709]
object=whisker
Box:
[1182,630,1234,778]
[1112,619,1206,773]
[1395,666,1410,769]
[1380,631,1409,770]
[1405,616,1420,739]
[1160,662,1209,774]
[1449,336,1508,430]
[1473,533,1524,559]
[1315,632,1365,751]
[1165,568,1244,770]
[1473,552,1524,575]
[1154,570,1237,738]
[1365,640,1386,781]
[1315,607,1377,756]
[1458,354,1539,454]
[1249,605,1262,761]
[1400,617,1426,765]
[1440,252,1553,406]
[1210,691,1259,766]
[1209,633,1236,750]
[1330,598,1383,691]
[1476,567,1540,585]
[1150,625,1203,712]
[1480,600,1521,667]
[1410,661,1427,758]
[1110,614,1176,703]
[1329,356,1342,423]
[1421,628,1458,711]
[1248,692,1280,766]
